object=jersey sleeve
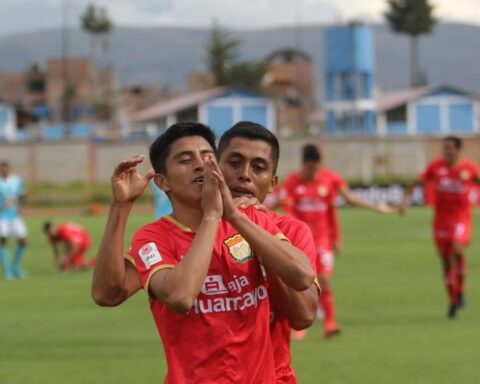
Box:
[330,171,347,196]
[126,226,178,291]
[283,219,318,275]
[420,162,436,183]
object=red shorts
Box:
[434,221,471,256]
[316,245,334,275]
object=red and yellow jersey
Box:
[52,223,90,247]
[126,207,282,384]
[267,210,317,383]
[421,158,479,225]
[279,169,346,249]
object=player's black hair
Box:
[218,121,280,174]
[149,122,217,174]
[444,136,463,149]
[302,144,321,163]
[42,221,52,233]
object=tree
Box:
[206,22,265,89]
[385,0,436,87]
[80,3,113,112]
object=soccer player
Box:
[0,160,28,280]
[43,221,95,271]
[92,122,314,383]
[217,121,319,383]
[279,144,392,338]
[399,136,480,318]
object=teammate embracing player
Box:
[400,136,480,318]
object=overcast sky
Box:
[1,0,480,37]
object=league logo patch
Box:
[318,186,328,197]
[224,234,253,263]
[460,170,470,180]
[139,242,162,269]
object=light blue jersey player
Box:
[0,161,28,280]
[150,180,172,219]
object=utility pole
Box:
[61,0,71,137]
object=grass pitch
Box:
[0,207,479,384]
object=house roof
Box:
[129,87,227,122]
[376,84,480,112]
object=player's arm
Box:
[148,156,222,313]
[268,271,318,330]
[339,185,393,214]
[267,221,319,329]
[212,164,315,291]
[92,155,154,307]
[399,178,423,214]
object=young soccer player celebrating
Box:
[92,122,314,383]
[279,144,393,338]
[400,136,480,318]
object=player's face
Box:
[0,164,9,178]
[219,137,277,203]
[302,161,319,181]
[442,140,460,165]
[158,136,215,204]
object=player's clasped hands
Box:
[201,155,223,220]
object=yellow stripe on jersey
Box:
[145,264,176,293]
[164,215,193,232]
[275,232,290,243]
[314,278,322,295]
[124,254,136,267]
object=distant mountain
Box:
[1,23,480,103]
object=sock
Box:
[0,244,12,278]
[456,255,466,295]
[12,243,27,276]
[320,287,336,328]
[443,266,458,306]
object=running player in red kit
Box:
[92,122,314,383]
[43,221,95,270]
[400,136,480,318]
[279,144,392,338]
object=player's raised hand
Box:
[111,155,155,204]
[201,155,223,220]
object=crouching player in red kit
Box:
[400,136,480,318]
[279,144,393,338]
[91,122,315,383]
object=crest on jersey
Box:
[460,170,470,180]
[318,186,328,197]
[224,234,253,263]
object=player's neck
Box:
[169,204,204,231]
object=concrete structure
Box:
[127,88,276,138]
[377,85,479,136]
[324,23,376,134]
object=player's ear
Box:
[269,175,278,192]
[154,174,170,193]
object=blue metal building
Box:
[377,85,479,135]
[127,87,275,139]
[324,23,376,134]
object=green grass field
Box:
[1,207,479,384]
